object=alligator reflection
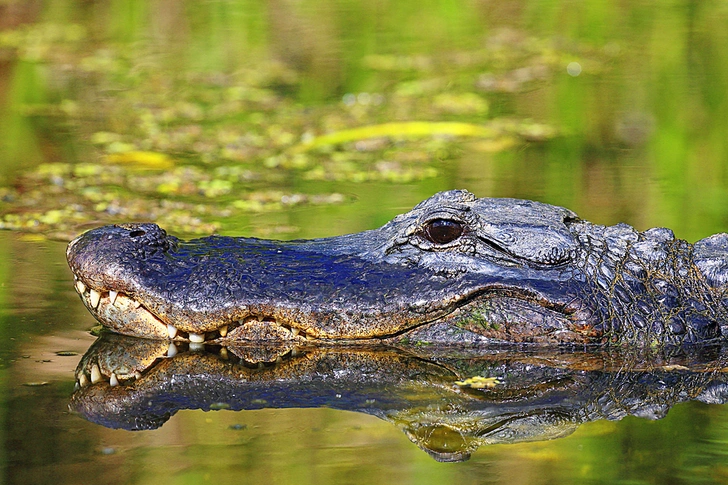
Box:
[70,333,728,462]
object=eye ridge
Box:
[422,218,465,245]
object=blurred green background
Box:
[1,0,728,484]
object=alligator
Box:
[70,332,728,461]
[66,189,728,346]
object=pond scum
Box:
[0,21,569,240]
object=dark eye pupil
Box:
[424,219,464,244]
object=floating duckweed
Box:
[106,141,138,154]
[0,22,568,241]
[432,93,489,115]
[73,164,104,178]
[198,179,234,198]
[90,132,123,145]
[38,209,65,225]
[455,376,502,389]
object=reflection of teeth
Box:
[189,342,204,351]
[167,342,178,358]
[89,289,101,309]
[79,373,89,388]
[219,348,228,360]
[109,290,119,305]
[90,364,102,384]
[189,333,205,343]
[109,373,119,387]
[219,325,228,337]
[75,281,86,294]
[167,325,178,339]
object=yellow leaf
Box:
[290,122,498,153]
[105,151,174,170]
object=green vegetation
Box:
[1,1,728,484]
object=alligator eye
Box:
[129,229,146,238]
[422,219,465,244]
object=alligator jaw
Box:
[71,271,580,345]
[72,276,316,343]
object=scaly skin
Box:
[66,190,728,346]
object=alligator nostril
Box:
[129,229,146,238]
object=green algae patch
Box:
[0,19,568,241]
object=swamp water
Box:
[1,1,728,483]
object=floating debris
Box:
[55,351,79,357]
[455,376,503,389]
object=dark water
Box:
[2,1,728,483]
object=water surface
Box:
[2,1,728,483]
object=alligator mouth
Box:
[73,277,314,343]
[73,272,581,345]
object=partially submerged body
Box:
[66,190,728,346]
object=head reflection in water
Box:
[69,333,728,462]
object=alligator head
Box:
[66,189,728,346]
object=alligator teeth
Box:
[219,325,228,337]
[132,300,141,309]
[109,290,119,305]
[167,324,178,339]
[89,289,101,309]
[189,332,205,343]
[79,373,89,388]
[90,364,102,384]
[166,342,178,358]
[109,373,119,387]
[291,328,300,337]
[75,280,86,294]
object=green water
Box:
[2,0,728,483]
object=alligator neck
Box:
[572,221,724,345]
